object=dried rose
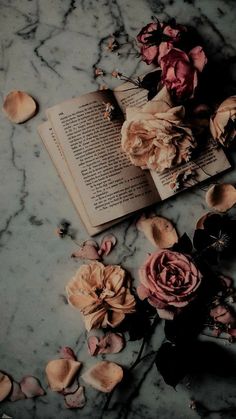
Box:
[210,96,236,147]
[66,262,136,331]
[137,20,187,65]
[160,47,207,100]
[137,250,202,320]
[121,87,196,173]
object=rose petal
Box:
[64,386,86,409]
[62,379,79,395]
[71,242,100,260]
[9,381,26,402]
[45,359,81,392]
[20,376,45,398]
[81,361,123,393]
[136,214,178,248]
[2,90,37,123]
[87,336,100,356]
[189,46,207,72]
[205,184,236,212]
[98,234,117,256]
[210,305,236,326]
[59,346,77,361]
[0,372,12,402]
[97,333,125,354]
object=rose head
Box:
[160,46,207,100]
[137,20,187,65]
[66,262,136,331]
[137,250,202,320]
[121,87,196,173]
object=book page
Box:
[38,121,125,235]
[46,90,160,227]
[114,81,148,115]
[150,139,231,200]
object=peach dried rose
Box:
[121,87,196,173]
[210,96,236,147]
[66,262,136,331]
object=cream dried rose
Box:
[66,262,136,331]
[121,87,196,173]
[210,96,236,147]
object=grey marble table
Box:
[1,1,236,418]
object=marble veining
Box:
[0,1,236,418]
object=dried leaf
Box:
[0,372,12,402]
[20,376,45,398]
[81,361,123,392]
[64,386,86,409]
[98,234,117,256]
[45,359,81,392]
[205,184,236,212]
[137,214,178,248]
[2,90,37,123]
[9,381,25,401]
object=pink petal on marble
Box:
[97,333,125,354]
[9,381,25,402]
[87,336,100,356]
[59,346,77,361]
[62,379,79,395]
[98,234,117,256]
[20,376,45,398]
[71,241,100,260]
[64,386,86,409]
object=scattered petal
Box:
[59,346,77,361]
[45,359,81,392]
[2,90,37,123]
[81,361,123,393]
[9,381,25,402]
[0,372,12,402]
[20,376,45,398]
[62,379,79,395]
[71,241,100,260]
[97,333,125,354]
[87,336,100,356]
[205,184,236,212]
[136,214,178,248]
[64,385,86,409]
[98,234,117,256]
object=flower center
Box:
[210,232,231,252]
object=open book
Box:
[38,81,231,235]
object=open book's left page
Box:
[46,90,159,227]
[38,121,123,235]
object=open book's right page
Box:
[114,81,231,200]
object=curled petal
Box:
[98,234,117,256]
[97,333,125,354]
[189,46,207,72]
[205,184,236,212]
[62,379,79,395]
[2,90,37,123]
[9,381,25,402]
[87,336,100,356]
[59,346,77,361]
[81,361,123,393]
[64,386,86,409]
[20,376,45,398]
[0,371,12,402]
[45,359,81,392]
[137,214,178,248]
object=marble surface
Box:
[1,0,236,418]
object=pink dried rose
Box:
[160,46,207,100]
[137,250,202,320]
[137,21,187,65]
[66,262,136,331]
[121,87,196,173]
